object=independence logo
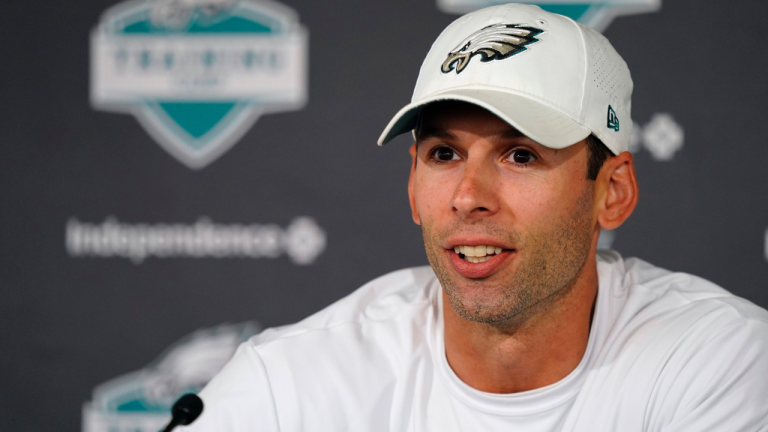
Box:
[66,216,327,265]
[436,0,661,32]
[91,0,308,169]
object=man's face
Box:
[409,102,598,324]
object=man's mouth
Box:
[452,245,504,263]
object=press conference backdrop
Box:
[1,0,767,430]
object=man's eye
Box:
[508,149,536,165]
[433,147,459,162]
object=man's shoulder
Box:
[189,267,440,431]
[232,266,439,423]
[599,250,768,328]
[596,250,768,367]
[250,265,438,349]
[583,253,768,430]
[596,252,768,380]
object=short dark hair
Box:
[585,134,613,181]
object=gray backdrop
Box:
[1,0,767,430]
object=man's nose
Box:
[451,158,500,219]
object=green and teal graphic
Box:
[607,105,620,131]
[82,322,259,432]
[437,0,661,32]
[91,0,308,169]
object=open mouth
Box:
[452,245,504,263]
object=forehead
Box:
[415,101,525,141]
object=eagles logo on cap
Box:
[441,24,543,74]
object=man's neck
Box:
[442,256,599,394]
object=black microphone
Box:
[161,393,204,432]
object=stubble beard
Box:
[421,188,596,325]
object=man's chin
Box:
[449,301,520,324]
[443,284,523,324]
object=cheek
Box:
[502,184,555,226]
[498,171,586,227]
[499,170,547,209]
[413,192,449,227]
[413,171,456,222]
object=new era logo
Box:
[607,105,620,132]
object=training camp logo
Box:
[442,24,542,74]
[91,0,308,169]
[83,322,259,432]
[437,0,660,32]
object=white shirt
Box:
[183,251,768,431]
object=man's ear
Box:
[408,144,421,225]
[596,151,638,230]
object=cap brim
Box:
[377,88,591,148]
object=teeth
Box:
[453,244,505,263]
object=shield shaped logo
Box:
[91,0,308,169]
[82,322,259,431]
[436,0,661,32]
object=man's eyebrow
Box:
[415,124,525,146]
[415,127,455,143]
[493,127,525,140]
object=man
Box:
[183,4,768,431]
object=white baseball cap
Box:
[377,3,633,155]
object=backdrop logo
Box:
[630,113,684,161]
[66,216,327,265]
[436,0,661,32]
[83,322,258,432]
[91,0,308,169]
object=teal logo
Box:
[91,0,308,169]
[82,322,259,432]
[437,0,661,32]
[607,105,620,131]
